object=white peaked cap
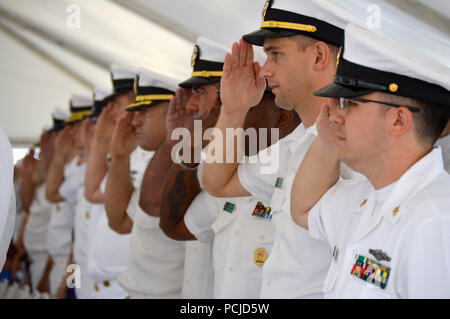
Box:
[70,94,93,108]
[343,24,450,92]
[136,68,180,92]
[94,85,113,101]
[270,0,363,30]
[110,63,138,80]
[314,23,450,107]
[195,36,229,63]
[52,106,69,120]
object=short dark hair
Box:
[380,93,450,146]
[292,34,340,60]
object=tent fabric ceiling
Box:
[0,0,449,147]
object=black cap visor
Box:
[243,28,299,46]
[179,76,221,89]
[314,82,374,99]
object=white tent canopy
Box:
[0,0,449,148]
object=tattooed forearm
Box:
[168,171,190,221]
[163,164,201,225]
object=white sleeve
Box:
[0,127,14,269]
[237,147,278,203]
[308,178,353,246]
[125,188,139,221]
[59,173,82,205]
[184,190,219,243]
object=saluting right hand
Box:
[110,112,138,158]
[316,103,340,145]
[54,126,75,159]
[94,104,117,141]
[220,38,266,114]
[166,88,195,137]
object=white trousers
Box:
[88,279,128,299]
[27,250,48,291]
[49,255,69,297]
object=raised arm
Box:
[45,127,75,203]
[84,104,116,203]
[201,39,265,198]
[104,112,137,234]
[139,88,193,216]
[290,104,340,229]
[159,163,198,240]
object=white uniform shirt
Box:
[47,157,82,257]
[184,190,276,299]
[435,134,450,173]
[118,149,187,298]
[0,126,14,269]
[182,240,214,299]
[308,147,450,298]
[23,183,52,252]
[238,123,332,298]
[87,148,151,283]
[73,185,91,267]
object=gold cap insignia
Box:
[254,248,268,266]
[191,45,199,68]
[336,47,342,69]
[133,75,140,95]
[389,83,398,92]
[262,0,271,20]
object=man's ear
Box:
[440,119,450,138]
[312,41,331,72]
[387,106,414,138]
[274,109,293,128]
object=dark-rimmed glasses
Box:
[338,97,421,113]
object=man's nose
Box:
[186,95,199,113]
[131,110,143,126]
[327,98,345,126]
[259,60,274,80]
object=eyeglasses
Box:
[338,97,421,113]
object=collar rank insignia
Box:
[223,201,235,213]
[369,249,391,262]
[351,254,391,289]
[252,201,272,219]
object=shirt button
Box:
[234,230,239,236]
[260,235,265,240]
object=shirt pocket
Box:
[244,219,275,245]
[212,213,235,269]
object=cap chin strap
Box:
[260,20,317,32]
[191,70,223,78]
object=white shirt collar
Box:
[287,123,318,154]
[355,147,445,224]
